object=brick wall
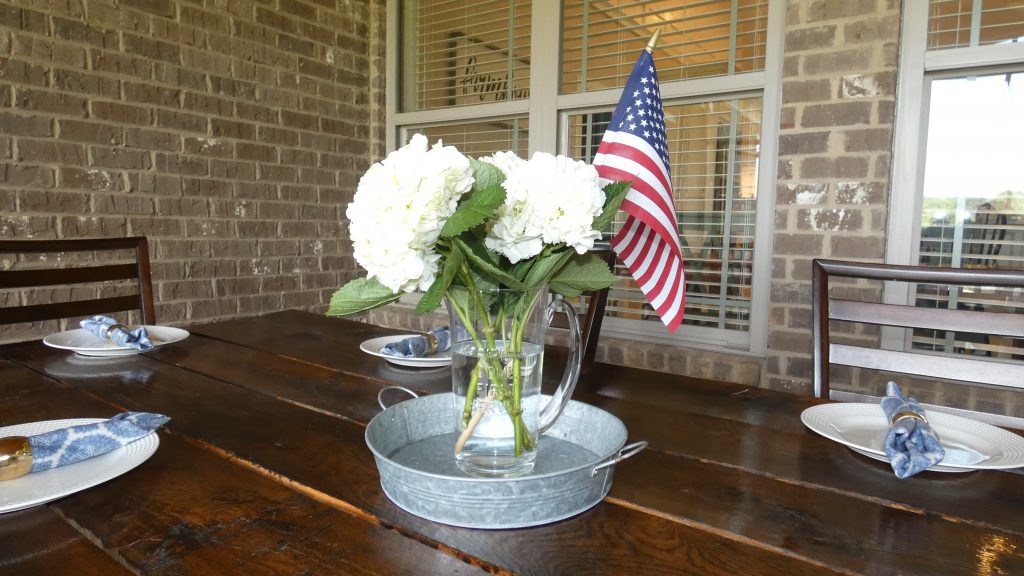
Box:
[0,0,381,342]
[766,0,900,394]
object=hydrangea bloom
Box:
[483,152,605,263]
[346,134,473,293]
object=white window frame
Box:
[385,0,785,355]
[885,0,1024,349]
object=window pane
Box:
[916,71,1024,358]
[408,117,529,158]
[399,0,531,112]
[928,0,1024,50]
[561,0,769,94]
[568,97,761,331]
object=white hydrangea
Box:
[346,134,473,293]
[483,152,605,263]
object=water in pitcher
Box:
[451,340,545,477]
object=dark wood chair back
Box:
[551,248,616,362]
[0,237,156,325]
[812,258,1024,399]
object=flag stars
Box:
[633,90,640,97]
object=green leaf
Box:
[469,156,504,192]
[440,184,506,238]
[523,248,574,289]
[453,237,524,289]
[326,277,402,316]
[593,180,632,232]
[549,253,617,297]
[415,243,464,314]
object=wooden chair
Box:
[0,237,156,325]
[812,258,1024,404]
[551,248,615,362]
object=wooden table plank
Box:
[0,507,131,576]
[2,343,837,576]
[0,361,489,576]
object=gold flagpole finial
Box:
[645,28,662,54]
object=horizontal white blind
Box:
[561,0,768,94]
[403,0,531,112]
[928,0,1024,50]
[567,96,761,331]
[408,117,529,158]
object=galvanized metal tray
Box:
[365,389,646,529]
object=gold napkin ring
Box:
[424,332,439,355]
[0,436,32,481]
[891,410,928,426]
[105,323,127,340]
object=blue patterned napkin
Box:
[29,412,169,473]
[80,316,153,350]
[880,382,945,478]
[381,326,450,358]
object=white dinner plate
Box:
[0,418,161,513]
[360,335,452,368]
[43,326,190,357]
[801,403,1024,472]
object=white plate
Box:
[0,418,160,513]
[43,326,190,357]
[360,335,452,368]
[801,403,1024,472]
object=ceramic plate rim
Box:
[43,326,190,356]
[360,335,452,367]
[801,403,1024,471]
[0,418,160,513]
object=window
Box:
[889,0,1024,359]
[389,1,783,352]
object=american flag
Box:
[593,47,686,332]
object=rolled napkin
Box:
[0,412,169,481]
[880,382,945,478]
[381,326,450,358]
[80,315,153,350]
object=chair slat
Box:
[0,295,144,325]
[0,264,139,289]
[0,237,155,329]
[830,299,1024,338]
[830,342,1024,389]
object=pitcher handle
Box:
[538,296,582,434]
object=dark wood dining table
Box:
[2,310,1023,575]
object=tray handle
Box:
[591,441,647,477]
[377,386,419,410]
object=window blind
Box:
[928,0,1024,50]
[561,0,768,94]
[402,0,531,112]
[408,117,529,158]
[568,96,761,331]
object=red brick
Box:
[60,119,120,144]
[52,17,118,48]
[17,139,87,164]
[124,81,181,107]
[15,88,88,116]
[90,49,152,79]
[210,160,256,181]
[157,110,208,133]
[125,128,180,151]
[0,163,55,188]
[123,32,180,63]
[0,57,48,86]
[91,146,153,170]
[92,101,152,125]
[58,167,123,191]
